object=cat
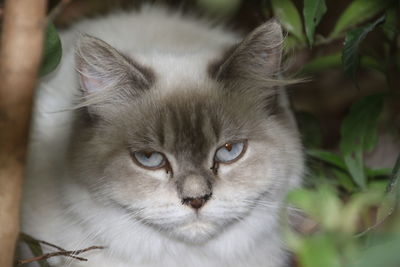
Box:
[22,5,304,267]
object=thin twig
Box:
[37,240,87,261]
[17,246,105,265]
[19,233,93,262]
[37,240,69,252]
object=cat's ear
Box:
[75,34,154,97]
[210,20,283,84]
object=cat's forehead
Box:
[133,53,218,97]
[156,95,219,160]
[122,88,262,158]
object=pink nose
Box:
[182,194,211,210]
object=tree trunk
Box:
[0,0,47,266]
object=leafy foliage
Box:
[303,0,326,46]
[340,93,384,188]
[330,0,390,38]
[342,16,385,86]
[271,0,304,42]
[257,0,399,266]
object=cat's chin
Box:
[169,219,221,244]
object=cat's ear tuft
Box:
[75,34,154,95]
[210,20,283,83]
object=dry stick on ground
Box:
[17,245,105,265]
[20,233,89,262]
[0,0,47,266]
[35,240,87,261]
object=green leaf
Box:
[40,23,62,77]
[360,55,386,73]
[340,94,385,154]
[341,189,384,234]
[330,0,389,38]
[307,149,346,169]
[307,164,329,185]
[297,234,341,267]
[387,152,400,200]
[287,186,342,230]
[392,153,400,190]
[303,0,327,46]
[301,52,341,73]
[271,0,305,42]
[20,233,44,256]
[283,35,302,51]
[344,152,366,189]
[340,93,385,188]
[332,168,355,192]
[300,53,384,74]
[365,167,392,177]
[382,6,398,40]
[355,234,400,267]
[342,16,385,87]
[287,189,316,216]
[376,153,400,229]
[20,233,50,267]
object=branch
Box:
[17,246,105,265]
[20,233,88,262]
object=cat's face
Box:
[70,21,303,244]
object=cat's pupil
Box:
[144,152,153,158]
[225,143,233,152]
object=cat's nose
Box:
[182,194,211,210]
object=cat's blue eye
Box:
[214,141,247,163]
[132,151,166,169]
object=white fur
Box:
[22,6,302,267]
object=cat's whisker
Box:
[68,220,109,265]
[64,210,141,267]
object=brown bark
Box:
[0,0,47,266]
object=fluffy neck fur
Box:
[23,5,303,267]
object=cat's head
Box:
[70,21,303,244]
